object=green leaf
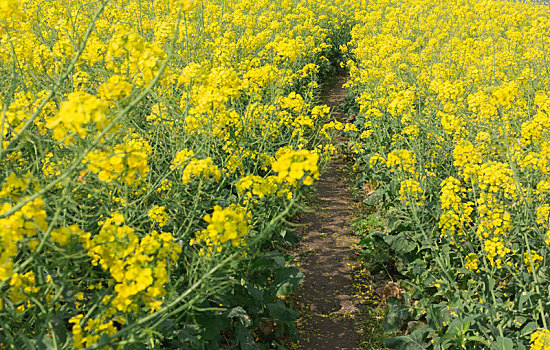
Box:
[282,230,301,244]
[31,337,50,350]
[490,336,515,350]
[246,282,264,303]
[235,321,260,350]
[47,316,68,345]
[385,327,430,349]
[363,189,383,206]
[267,300,299,323]
[465,336,490,346]
[197,313,229,340]
[384,233,416,253]
[384,335,425,349]
[229,306,252,327]
[273,267,304,296]
[384,301,410,332]
[518,292,536,312]
[521,321,538,336]
[271,254,286,267]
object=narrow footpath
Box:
[290,73,364,349]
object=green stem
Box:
[0,0,109,160]
[84,198,296,350]
[0,3,183,221]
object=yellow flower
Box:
[465,253,479,272]
[531,329,550,350]
[191,205,250,251]
[51,225,84,246]
[98,75,133,102]
[398,179,424,206]
[45,91,108,144]
[170,148,195,170]
[148,206,170,227]
[524,250,543,274]
[0,0,23,21]
[386,149,416,174]
[271,149,319,185]
[179,0,195,12]
[483,237,510,269]
[85,137,152,186]
[181,158,222,184]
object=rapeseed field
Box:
[2,0,550,348]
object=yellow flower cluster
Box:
[51,224,83,246]
[524,250,543,274]
[148,206,170,227]
[531,329,550,350]
[181,158,222,185]
[69,314,118,350]
[0,196,47,281]
[85,137,152,186]
[45,91,109,145]
[235,175,278,201]
[190,205,249,253]
[465,253,479,272]
[98,75,133,103]
[105,28,166,86]
[483,237,511,269]
[398,179,424,206]
[8,271,40,313]
[81,212,181,313]
[170,148,195,170]
[272,149,319,186]
[41,152,67,180]
[346,0,550,345]
[439,177,474,239]
[386,149,416,174]
[0,0,361,346]
[0,0,22,22]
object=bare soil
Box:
[289,73,366,350]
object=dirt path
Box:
[290,73,364,349]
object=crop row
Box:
[344,0,550,348]
[0,0,362,348]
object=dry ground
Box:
[289,73,366,350]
